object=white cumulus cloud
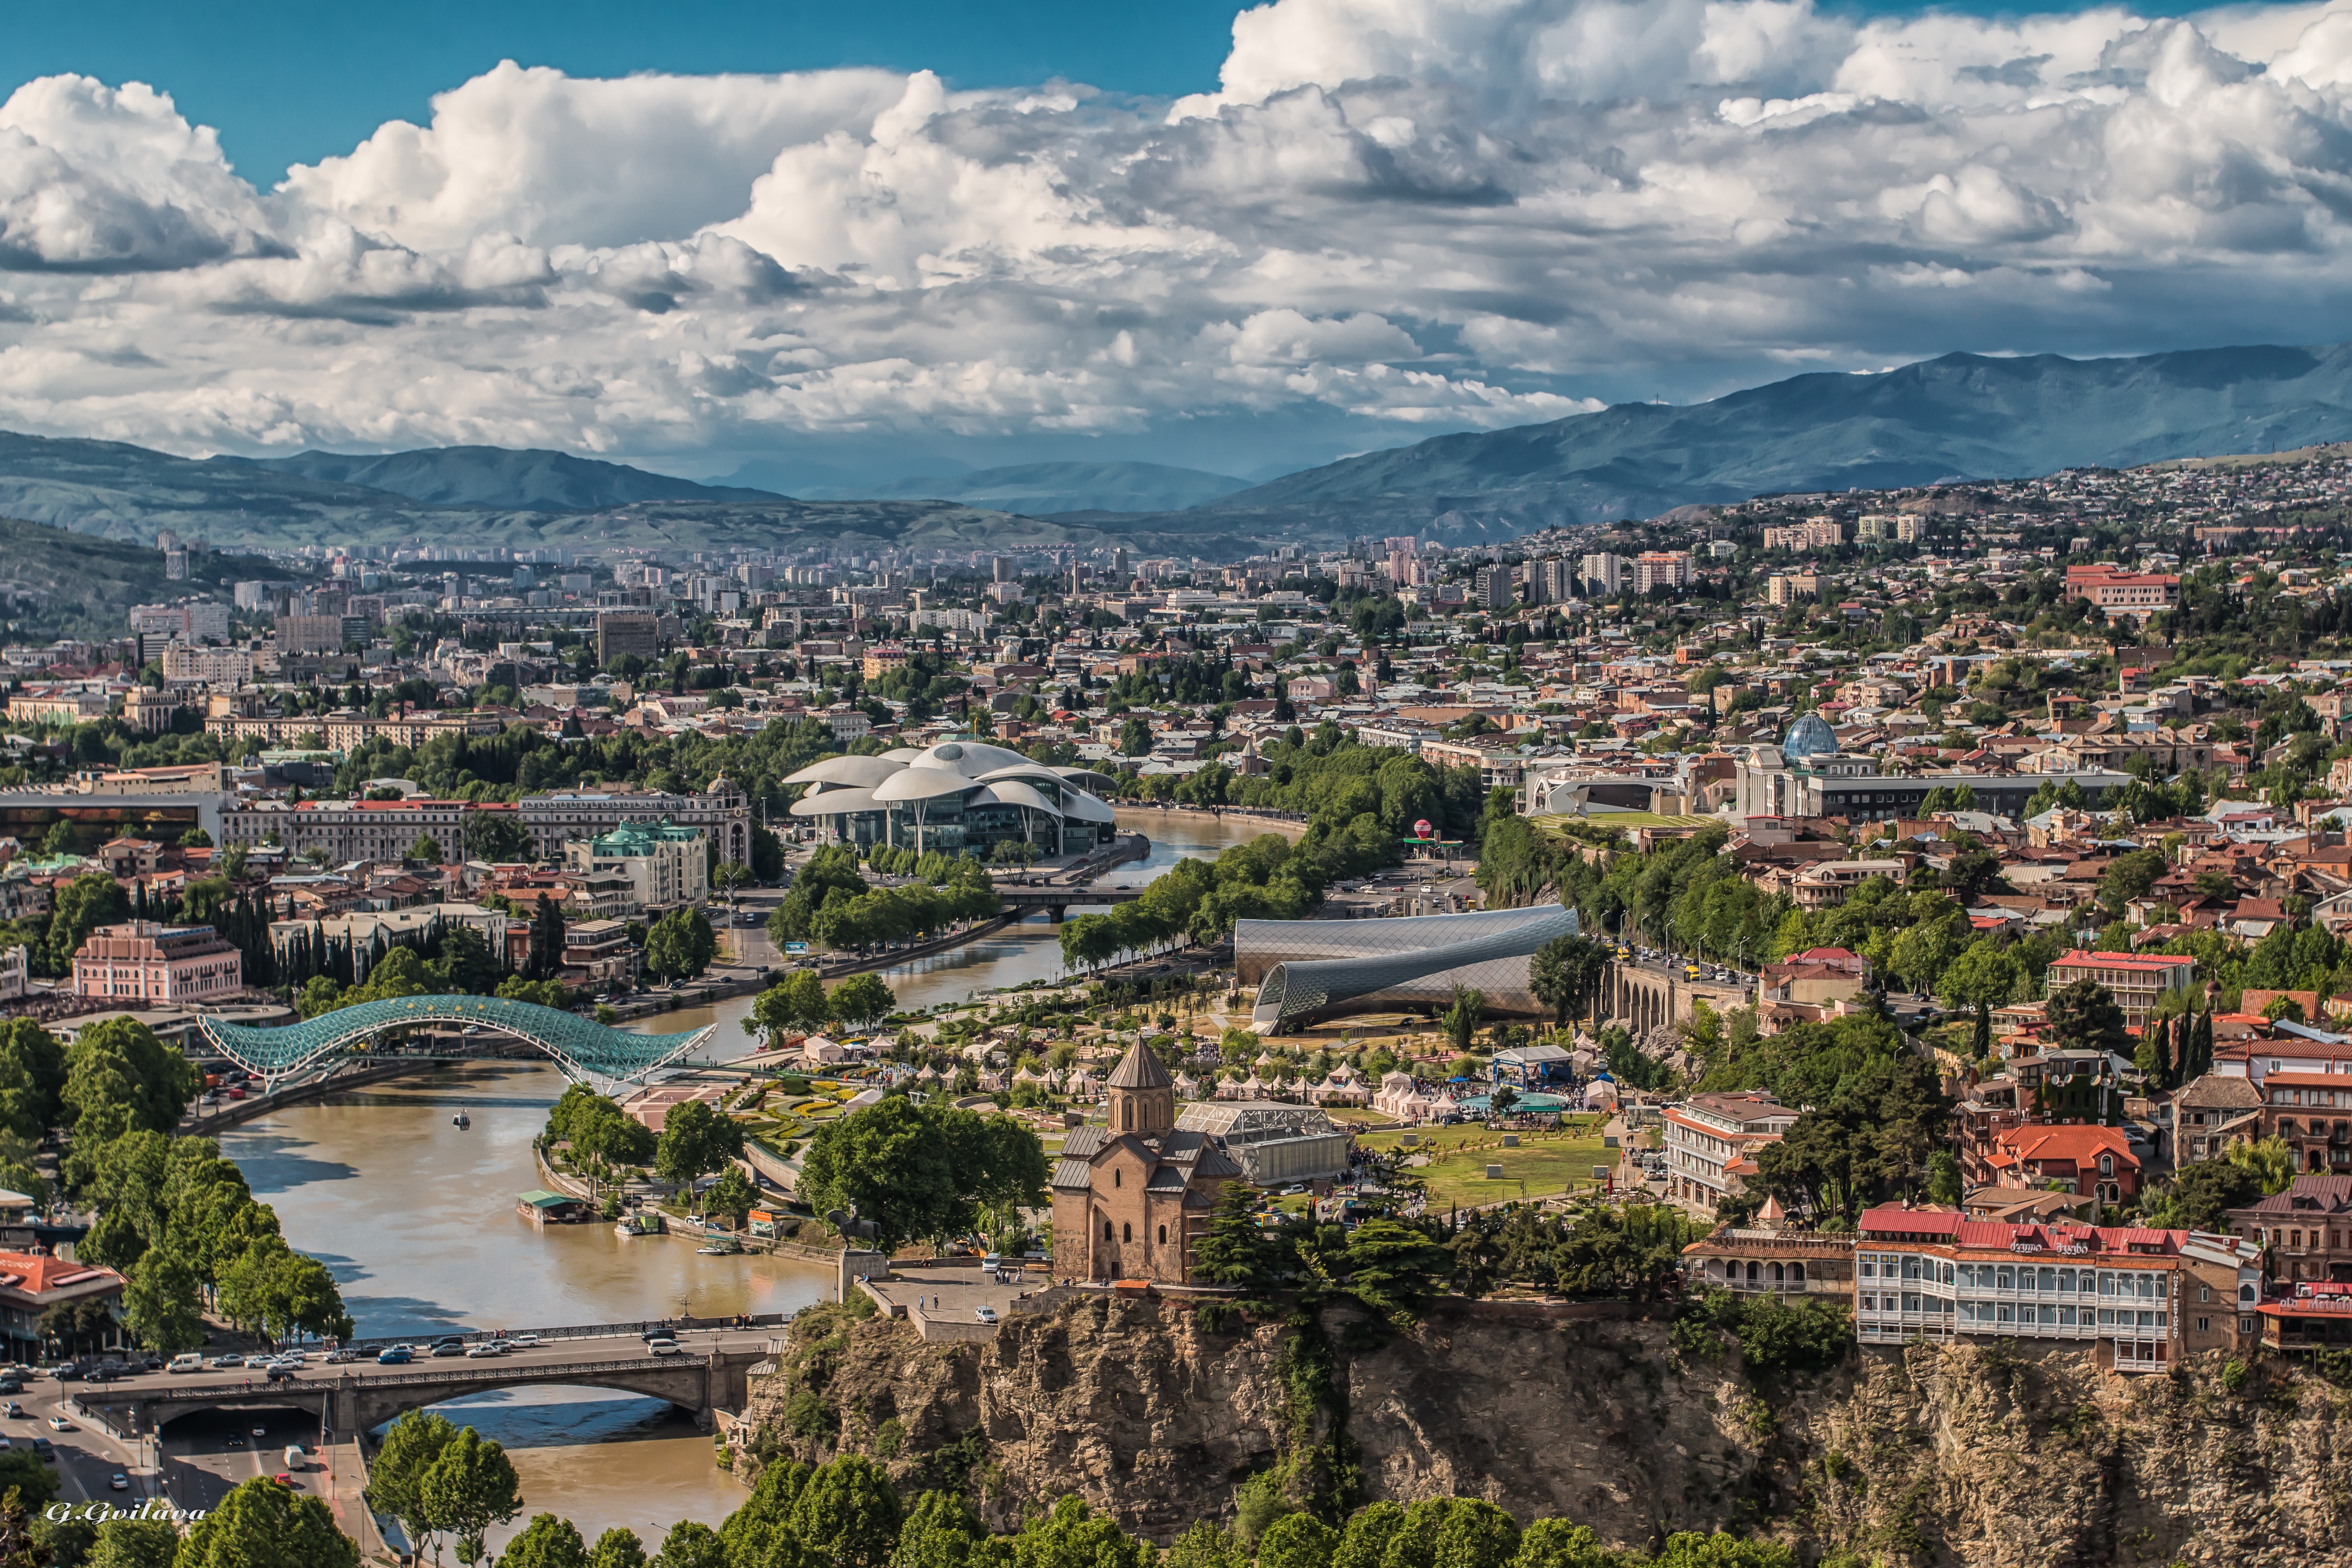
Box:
[4,0,2352,466]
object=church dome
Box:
[1782,713,1838,763]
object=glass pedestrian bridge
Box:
[198,996,716,1094]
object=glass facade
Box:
[1240,905,1580,1031]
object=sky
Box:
[9,0,2352,485]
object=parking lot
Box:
[864,1264,1052,1330]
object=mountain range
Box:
[3,340,2351,553]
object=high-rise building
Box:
[992,555,1010,583]
[1633,551,1694,594]
[595,610,662,666]
[1579,553,1622,595]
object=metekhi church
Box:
[1049,1040,1241,1283]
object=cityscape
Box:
[11,0,2352,1565]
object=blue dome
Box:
[1782,713,1838,762]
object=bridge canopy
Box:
[197,996,714,1091]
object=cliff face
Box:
[746,1297,2351,1566]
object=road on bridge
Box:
[52,1324,782,1526]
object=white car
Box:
[646,1338,682,1357]
[464,1344,502,1359]
[974,1306,999,1326]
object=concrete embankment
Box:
[183,1060,432,1135]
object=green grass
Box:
[1360,1122,1620,1209]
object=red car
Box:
[273,1473,296,1487]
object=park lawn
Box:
[1321,1106,1399,1126]
[1360,1124,1620,1208]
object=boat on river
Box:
[615,1213,665,1238]
[452,1110,470,1129]
[697,1236,741,1255]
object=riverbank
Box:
[815,913,1017,979]
[1113,804,1307,837]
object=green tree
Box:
[654,1099,744,1196]
[1331,1502,1405,1568]
[2142,1157,2265,1230]
[2227,1134,2297,1196]
[62,1019,197,1145]
[1005,1497,1152,1568]
[84,1519,178,1568]
[1926,1151,1963,1206]
[1529,933,1608,1029]
[831,973,896,1029]
[652,1521,725,1568]
[497,1516,589,1568]
[1440,985,1485,1055]
[524,894,568,982]
[748,971,831,1041]
[368,1411,460,1557]
[798,1096,1048,1252]
[407,833,447,864]
[1509,1520,1615,1568]
[1344,1218,1449,1326]
[588,1529,648,1568]
[788,1455,902,1568]
[120,1248,203,1352]
[1193,1182,1276,1298]
[46,874,126,977]
[420,1427,524,1566]
[178,1477,357,1568]
[0,1020,67,1139]
[2045,978,2130,1059]
[705,1167,761,1231]
[1257,1514,1338,1568]
[891,1492,983,1568]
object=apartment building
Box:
[2044,950,2197,1028]
[561,821,708,913]
[1851,1205,2262,1372]
[1662,1091,1797,1210]
[221,798,512,864]
[161,644,254,685]
[2230,1174,2352,1285]
[1633,551,1693,594]
[2063,564,2180,615]
[596,609,662,665]
[71,922,243,1004]
[516,780,751,866]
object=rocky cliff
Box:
[745,1295,2349,1566]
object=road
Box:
[38,1325,783,1526]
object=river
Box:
[213,807,1293,1550]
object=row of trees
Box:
[748,971,897,1039]
[593,1447,1802,1568]
[797,1096,1050,1253]
[768,848,1000,954]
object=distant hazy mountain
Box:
[785,460,1250,515]
[243,446,787,511]
[1196,342,2352,536]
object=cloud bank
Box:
[8,0,2352,465]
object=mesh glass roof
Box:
[198,996,714,1088]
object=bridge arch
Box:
[198,996,714,1095]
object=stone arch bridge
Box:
[1595,961,1756,1036]
[81,1344,772,1439]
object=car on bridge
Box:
[645,1338,681,1356]
[376,1348,412,1365]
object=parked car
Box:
[974,1306,998,1326]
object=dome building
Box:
[782,740,1119,856]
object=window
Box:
[1103,1221,1113,1241]
[1997,1266,2014,1290]
[2196,1317,2210,1333]
[1792,1262,1805,1284]
[1122,1222,1131,1243]
[1157,1224,1166,1245]
[1113,1169,1121,1188]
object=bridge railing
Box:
[339,1310,795,1356]
[125,1352,748,1405]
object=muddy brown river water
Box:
[214,809,1295,1548]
